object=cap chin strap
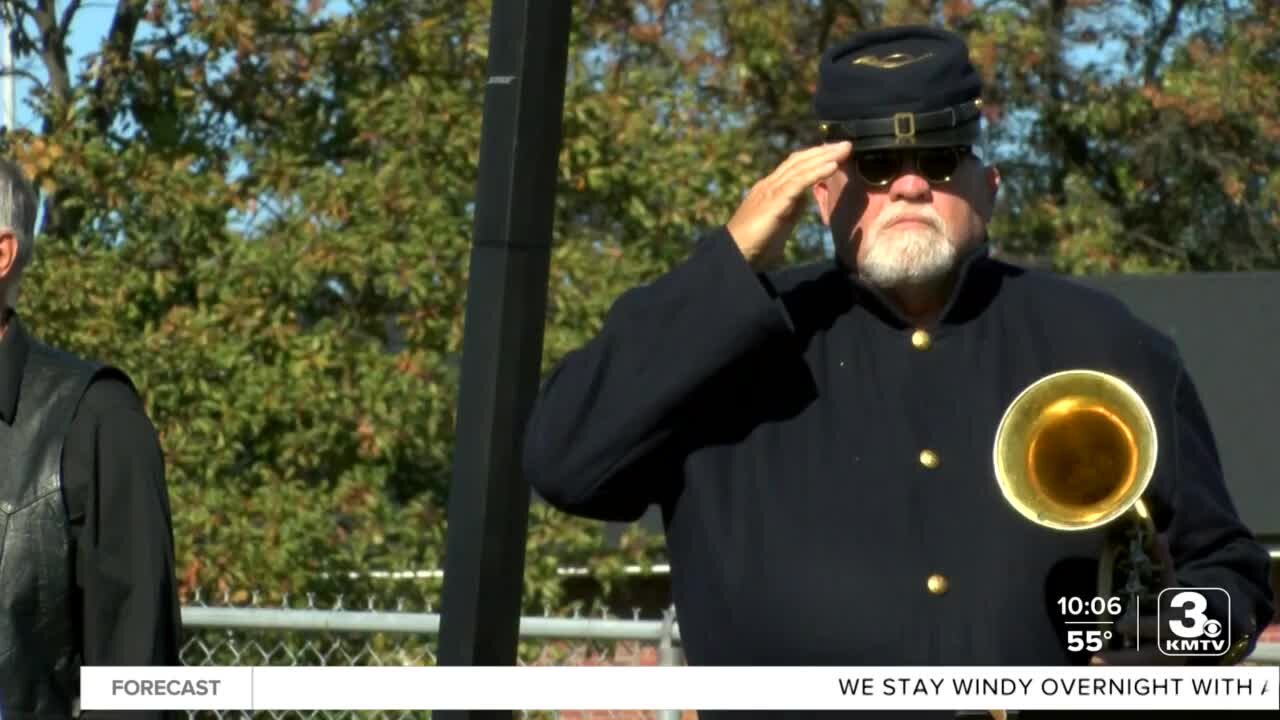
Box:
[820,98,983,145]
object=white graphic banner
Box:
[81,665,1280,711]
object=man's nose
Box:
[888,167,931,202]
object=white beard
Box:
[857,206,958,288]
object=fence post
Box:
[658,607,682,720]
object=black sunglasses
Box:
[851,146,971,187]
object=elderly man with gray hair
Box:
[0,158,181,719]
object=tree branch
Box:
[0,66,46,87]
[31,0,71,131]
[58,0,83,36]
[1142,0,1186,85]
[88,0,146,135]
[29,0,145,240]
[0,3,41,59]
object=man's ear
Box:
[812,181,834,227]
[0,229,17,283]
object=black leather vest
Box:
[0,335,113,719]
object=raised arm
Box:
[523,228,791,521]
[523,142,853,521]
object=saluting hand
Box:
[726,141,852,271]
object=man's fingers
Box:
[769,141,852,182]
[755,146,850,216]
[776,142,851,188]
[742,142,850,209]
[766,142,851,193]
[777,156,843,200]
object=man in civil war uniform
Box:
[522,25,1274,719]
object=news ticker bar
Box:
[82,666,1280,711]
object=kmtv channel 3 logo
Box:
[1157,587,1230,657]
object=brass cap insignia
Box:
[851,52,934,69]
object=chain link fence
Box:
[177,590,686,720]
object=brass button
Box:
[919,449,940,468]
[911,329,931,349]
[927,573,949,595]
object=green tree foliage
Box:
[0,0,1274,612]
[960,0,1280,272]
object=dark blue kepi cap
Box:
[814,25,983,151]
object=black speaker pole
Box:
[436,2,573,719]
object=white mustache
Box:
[871,205,945,236]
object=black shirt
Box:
[0,313,182,718]
[523,228,1274,703]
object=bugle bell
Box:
[992,369,1165,637]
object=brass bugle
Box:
[993,369,1156,533]
[993,370,1161,629]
